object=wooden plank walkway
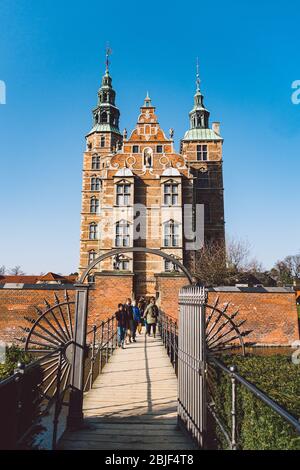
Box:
[59,331,196,450]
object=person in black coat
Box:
[115,303,127,348]
[123,298,135,344]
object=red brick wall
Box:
[156,274,188,320]
[207,291,299,346]
[0,288,76,344]
[87,273,135,326]
[156,277,299,346]
[0,279,298,347]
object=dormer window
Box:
[133,145,139,153]
[156,145,163,153]
[197,145,208,161]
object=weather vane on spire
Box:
[196,57,200,91]
[105,43,112,72]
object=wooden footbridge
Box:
[59,334,195,450]
[1,279,300,450]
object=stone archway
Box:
[79,247,194,285]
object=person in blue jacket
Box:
[132,300,142,340]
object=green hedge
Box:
[212,355,300,450]
[0,345,32,380]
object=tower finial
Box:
[196,57,200,92]
[105,44,112,72]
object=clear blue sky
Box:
[0,0,299,274]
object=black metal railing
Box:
[84,315,118,392]
[0,314,117,450]
[158,310,300,450]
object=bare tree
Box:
[0,265,6,275]
[284,254,300,280]
[195,241,227,286]
[226,238,250,272]
[9,266,25,275]
[195,238,257,286]
[271,253,300,285]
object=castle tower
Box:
[79,59,225,294]
[180,63,225,274]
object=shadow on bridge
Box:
[58,333,196,450]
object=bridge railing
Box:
[158,308,300,450]
[0,314,117,450]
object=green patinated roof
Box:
[87,123,122,136]
[183,128,223,141]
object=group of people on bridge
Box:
[115,297,159,348]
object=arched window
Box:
[116,183,131,206]
[101,111,108,123]
[164,220,179,247]
[91,176,101,191]
[90,197,99,214]
[92,155,100,170]
[115,220,130,247]
[89,223,98,240]
[88,250,97,265]
[164,182,178,205]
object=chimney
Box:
[212,122,220,135]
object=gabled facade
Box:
[79,62,225,297]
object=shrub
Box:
[211,354,300,450]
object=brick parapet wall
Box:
[0,278,298,346]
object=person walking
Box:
[138,296,146,332]
[144,297,159,337]
[132,300,142,336]
[124,298,134,344]
[115,303,127,348]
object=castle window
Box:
[92,155,100,170]
[164,183,178,206]
[197,145,208,161]
[91,177,101,191]
[87,274,95,284]
[133,145,139,153]
[89,223,98,240]
[88,250,97,265]
[164,220,180,247]
[113,255,130,271]
[90,197,99,214]
[165,259,179,272]
[101,112,108,123]
[116,183,131,206]
[115,221,130,247]
[156,145,163,153]
[100,136,105,147]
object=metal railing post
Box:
[52,348,63,450]
[229,365,237,450]
[99,321,104,374]
[106,319,110,363]
[13,362,25,448]
[89,325,97,390]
